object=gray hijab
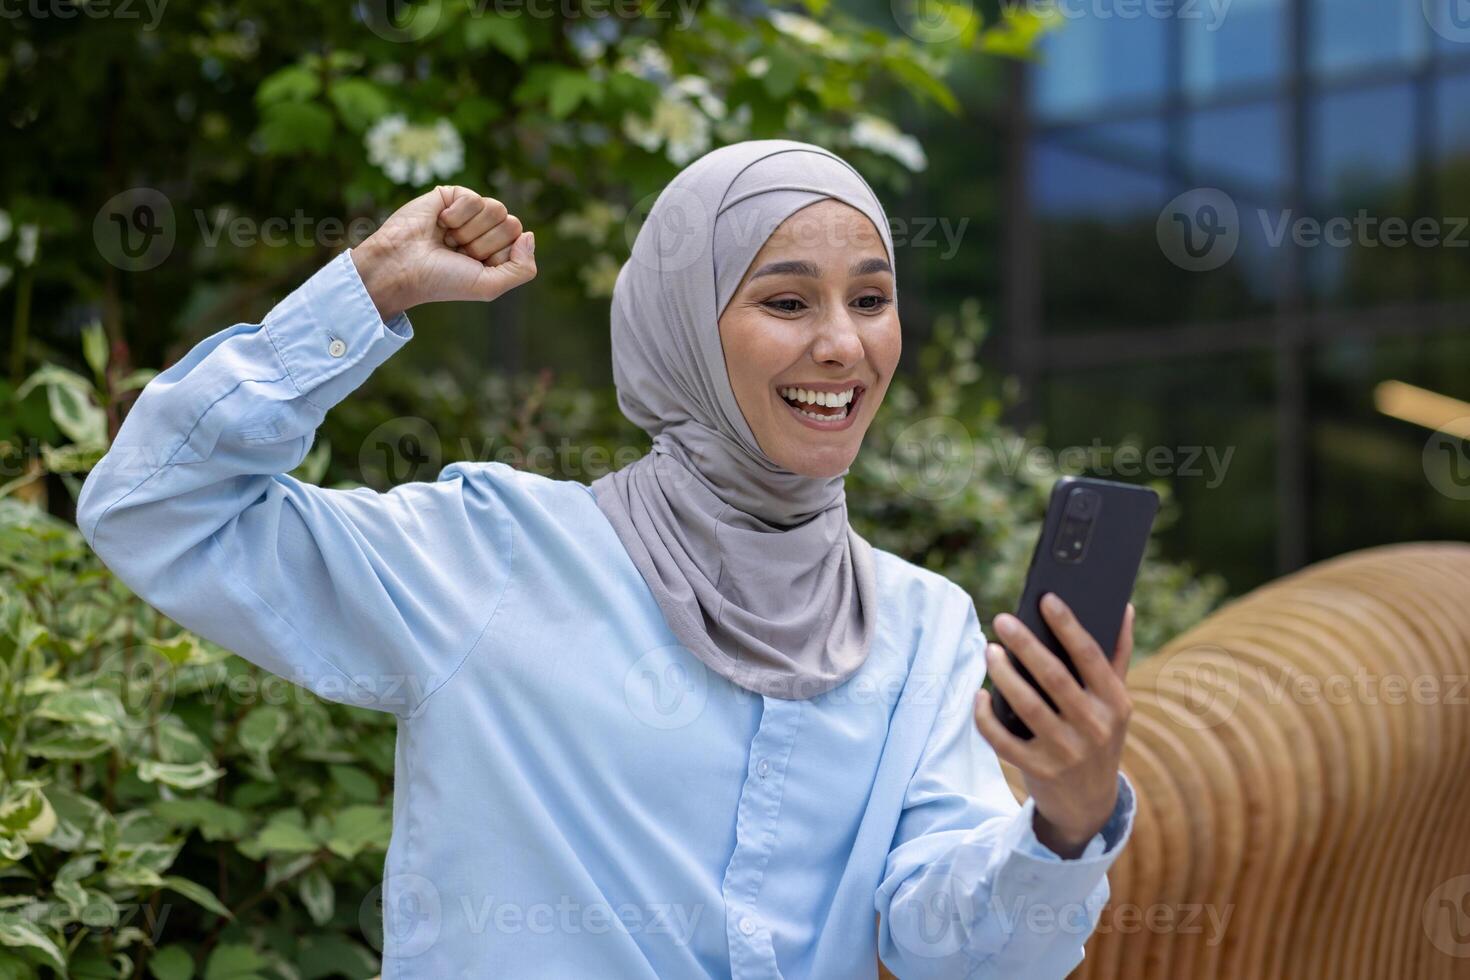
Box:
[588,139,894,700]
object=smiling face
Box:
[717,199,901,479]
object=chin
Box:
[773,443,860,479]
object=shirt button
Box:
[756,758,770,779]
[739,916,756,936]
[328,338,347,357]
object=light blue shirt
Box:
[77,250,1136,979]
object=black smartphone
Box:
[986,476,1160,741]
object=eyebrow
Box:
[747,257,893,281]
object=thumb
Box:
[473,231,537,301]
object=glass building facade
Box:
[1005,0,1470,592]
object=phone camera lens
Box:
[1068,490,1097,517]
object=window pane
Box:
[1183,0,1286,97]
[1041,354,1279,593]
[1183,100,1288,203]
[1032,128,1178,329]
[1434,71,1470,300]
[1307,82,1421,307]
[1032,12,1169,119]
[1310,0,1430,76]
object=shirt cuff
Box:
[1014,770,1136,863]
[263,248,414,412]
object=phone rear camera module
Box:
[1066,487,1099,518]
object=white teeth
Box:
[779,386,855,407]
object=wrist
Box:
[350,237,409,321]
[1031,808,1099,859]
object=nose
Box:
[810,306,865,368]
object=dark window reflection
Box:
[1308,82,1422,307]
[1183,0,1286,97]
[1041,355,1279,593]
[1033,12,1169,119]
[1310,0,1430,76]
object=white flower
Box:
[671,75,726,120]
[848,115,927,172]
[16,224,38,267]
[578,253,622,298]
[770,10,835,47]
[365,115,465,186]
[615,42,672,83]
[623,95,712,166]
[747,56,769,78]
[568,20,619,62]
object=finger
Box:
[973,688,1046,771]
[995,610,1090,721]
[1038,593,1128,710]
[983,641,1067,742]
[438,190,500,232]
[466,231,536,301]
[1112,603,1135,684]
[444,199,511,247]
[458,213,522,262]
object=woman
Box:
[79,139,1136,978]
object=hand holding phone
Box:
[985,476,1158,740]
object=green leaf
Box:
[136,759,225,790]
[115,368,158,393]
[47,381,108,447]
[257,102,335,156]
[0,913,65,974]
[256,66,320,105]
[0,949,35,980]
[147,633,198,666]
[548,70,602,119]
[761,50,800,99]
[296,867,334,926]
[327,78,390,132]
[248,810,319,855]
[81,321,108,381]
[35,688,126,729]
[328,765,379,803]
[148,945,195,980]
[202,942,267,980]
[27,729,112,760]
[294,934,378,979]
[161,875,233,920]
[325,805,390,860]
[150,799,248,842]
[464,15,530,61]
[237,706,288,758]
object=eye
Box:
[854,294,892,313]
[762,297,807,314]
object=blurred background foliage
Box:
[0,1,1224,975]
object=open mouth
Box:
[777,383,865,430]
